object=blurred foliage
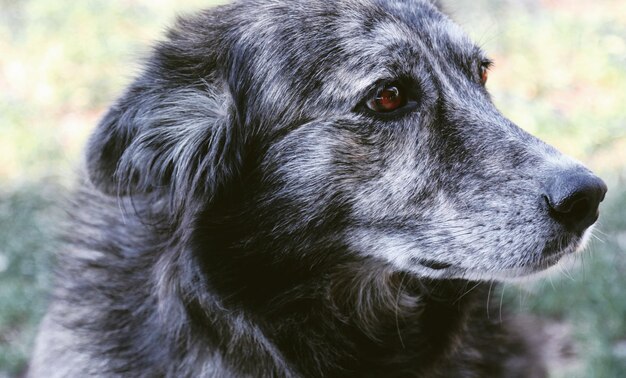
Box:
[0,0,218,182]
[0,0,625,376]
[0,184,55,375]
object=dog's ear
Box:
[85,12,237,210]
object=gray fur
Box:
[29,0,605,377]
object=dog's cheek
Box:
[258,122,375,234]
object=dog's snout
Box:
[545,170,607,232]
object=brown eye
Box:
[479,62,491,85]
[367,85,406,112]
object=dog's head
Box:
[85,0,606,282]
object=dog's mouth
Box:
[414,229,592,280]
[417,259,453,271]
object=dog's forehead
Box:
[327,1,480,96]
[224,0,483,113]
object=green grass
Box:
[0,0,625,376]
[0,184,56,376]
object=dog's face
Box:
[87,0,606,282]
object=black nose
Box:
[545,170,608,232]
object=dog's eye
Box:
[479,61,492,85]
[366,85,407,113]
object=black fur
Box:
[30,0,606,377]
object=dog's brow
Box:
[370,21,414,46]
[471,45,490,61]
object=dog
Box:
[29,0,607,376]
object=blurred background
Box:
[0,0,624,376]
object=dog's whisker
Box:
[593,228,609,237]
[394,271,409,350]
[499,283,506,323]
[486,280,494,320]
[454,281,482,305]
[590,231,605,244]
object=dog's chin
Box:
[412,227,595,282]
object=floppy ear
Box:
[85,13,237,211]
